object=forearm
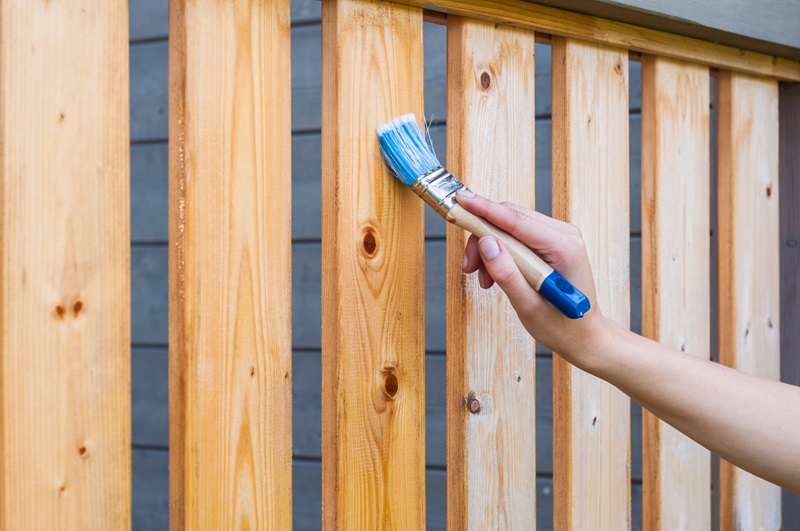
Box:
[574,318,800,493]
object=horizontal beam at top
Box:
[404,0,800,80]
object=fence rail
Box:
[1,0,797,528]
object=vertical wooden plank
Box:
[0,1,130,529]
[551,37,631,531]
[779,81,800,530]
[717,71,781,531]
[169,0,293,528]
[641,55,711,530]
[446,17,537,530]
[321,0,425,528]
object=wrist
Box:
[559,314,630,377]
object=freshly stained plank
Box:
[641,55,711,530]
[321,0,426,528]
[446,17,537,529]
[551,37,631,530]
[0,1,131,528]
[169,0,293,528]
[717,71,781,530]
[388,0,800,80]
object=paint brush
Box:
[376,113,590,319]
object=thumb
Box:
[478,236,538,310]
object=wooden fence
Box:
[1,0,798,529]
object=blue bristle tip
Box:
[376,113,442,187]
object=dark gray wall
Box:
[128,1,798,529]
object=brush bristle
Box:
[376,113,442,187]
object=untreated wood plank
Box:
[641,55,711,530]
[321,0,426,528]
[387,0,800,81]
[717,71,782,530]
[168,0,293,528]
[551,37,631,530]
[446,16,537,530]
[0,1,131,528]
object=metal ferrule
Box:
[410,167,469,217]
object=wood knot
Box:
[72,299,83,317]
[54,305,66,320]
[382,368,399,399]
[361,226,378,258]
[480,72,491,90]
[766,184,772,197]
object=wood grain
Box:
[0,1,131,528]
[551,37,631,530]
[641,55,711,530]
[387,0,800,81]
[321,0,426,528]
[717,71,782,531]
[446,17,537,530]
[168,0,293,528]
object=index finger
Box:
[454,190,573,252]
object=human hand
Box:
[456,190,615,366]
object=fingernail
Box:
[478,237,500,261]
[461,253,468,271]
[456,188,474,198]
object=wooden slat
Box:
[0,1,131,528]
[641,55,711,530]
[445,17,537,530]
[717,71,782,530]
[387,0,800,81]
[551,37,631,530]
[168,0,293,528]
[321,0,426,528]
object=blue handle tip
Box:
[538,271,591,319]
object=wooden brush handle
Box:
[445,203,553,289]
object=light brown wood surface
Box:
[641,55,711,530]
[321,0,426,528]
[168,0,293,528]
[551,37,631,530]
[0,1,131,528]
[717,71,781,531]
[446,17,537,530]
[389,0,800,81]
